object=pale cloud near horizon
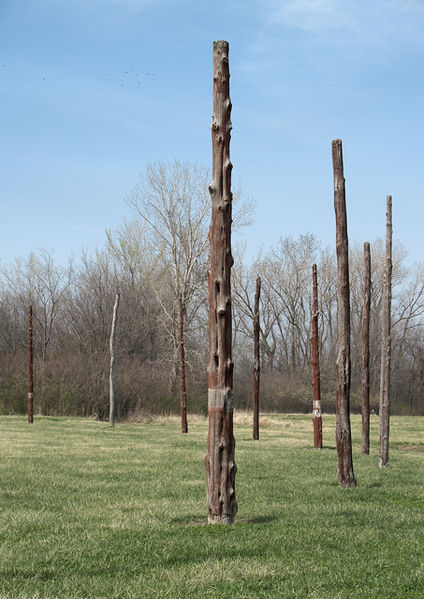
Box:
[47,0,166,15]
[266,0,424,42]
[268,0,357,31]
[237,0,424,76]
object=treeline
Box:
[1,161,424,418]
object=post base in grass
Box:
[208,514,235,525]
[339,478,357,488]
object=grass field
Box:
[1,413,423,598]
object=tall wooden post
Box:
[252,275,261,440]
[204,40,237,524]
[179,294,188,433]
[27,305,34,424]
[311,264,322,449]
[379,196,392,468]
[109,292,120,428]
[332,139,356,487]
[361,242,371,454]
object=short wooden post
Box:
[252,275,261,440]
[379,196,392,467]
[178,294,188,433]
[311,264,322,449]
[361,242,371,454]
[109,292,120,428]
[27,305,34,424]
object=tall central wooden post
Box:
[204,40,237,524]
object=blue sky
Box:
[1,0,424,266]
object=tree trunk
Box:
[27,305,34,424]
[311,264,322,449]
[379,196,392,467]
[361,242,371,455]
[109,292,120,428]
[204,40,237,525]
[332,139,356,487]
[179,294,188,433]
[253,275,261,440]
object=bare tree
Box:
[109,292,120,427]
[1,250,73,361]
[392,262,424,368]
[106,221,157,290]
[204,40,237,524]
[317,246,338,364]
[332,139,356,487]
[361,242,371,454]
[261,234,319,373]
[106,223,163,364]
[311,264,322,449]
[379,196,392,468]
[127,160,211,432]
[71,250,118,354]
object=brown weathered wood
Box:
[332,139,356,487]
[311,264,322,449]
[379,196,392,468]
[27,305,33,424]
[252,275,261,440]
[361,242,371,455]
[109,292,120,428]
[178,294,188,434]
[204,40,237,524]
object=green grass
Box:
[1,413,423,598]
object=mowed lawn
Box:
[1,413,423,599]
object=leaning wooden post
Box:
[361,242,371,455]
[109,292,120,428]
[379,196,392,467]
[311,264,322,449]
[332,139,356,487]
[252,275,261,440]
[204,40,237,524]
[178,293,188,433]
[27,305,34,424]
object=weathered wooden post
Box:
[311,264,322,449]
[109,292,120,428]
[253,275,261,440]
[204,40,237,524]
[27,305,34,424]
[379,196,392,468]
[332,139,356,487]
[178,294,188,433]
[361,242,371,454]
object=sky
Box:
[1,0,424,267]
